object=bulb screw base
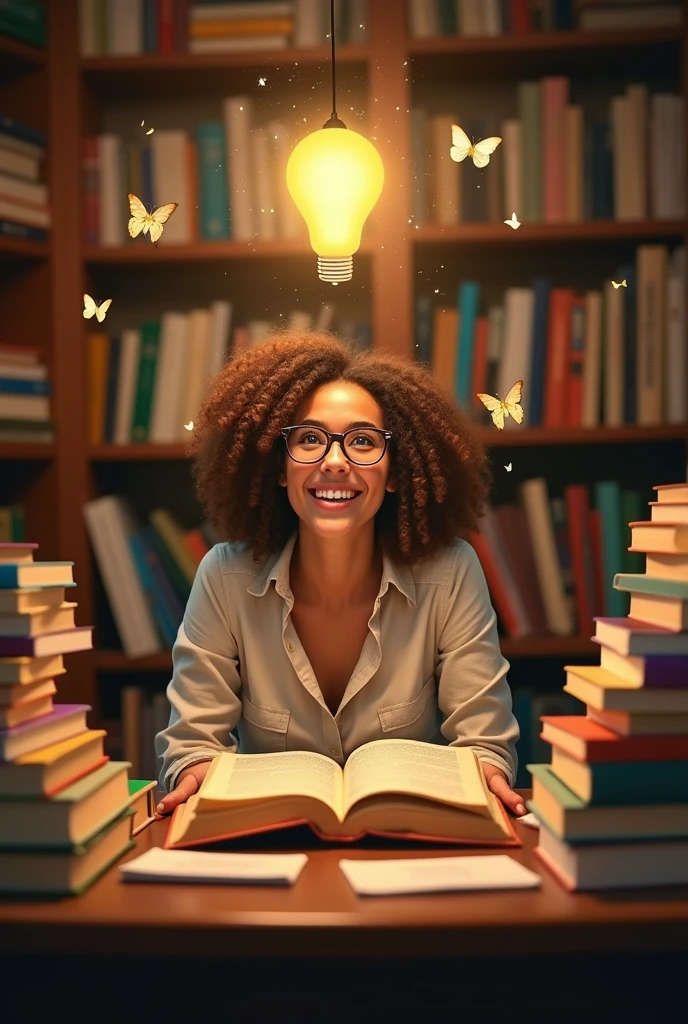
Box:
[318,256,353,283]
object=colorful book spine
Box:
[196,122,231,241]
[455,281,479,408]
[130,322,161,442]
[593,481,627,617]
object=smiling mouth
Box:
[307,489,363,502]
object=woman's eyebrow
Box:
[300,418,380,429]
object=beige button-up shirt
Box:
[156,529,520,791]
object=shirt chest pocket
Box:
[377,674,438,740]
[239,695,290,753]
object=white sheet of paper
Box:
[338,854,541,896]
[119,846,308,885]
[517,812,539,829]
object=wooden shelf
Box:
[0,235,49,262]
[83,238,376,264]
[89,424,688,461]
[0,443,55,460]
[406,27,681,56]
[0,33,45,79]
[414,220,688,245]
[80,44,369,72]
[94,633,598,671]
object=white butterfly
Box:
[450,124,502,168]
[127,193,178,243]
[184,421,194,431]
[612,279,627,289]
[504,463,513,472]
[504,212,521,229]
[83,294,112,323]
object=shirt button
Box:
[287,642,294,652]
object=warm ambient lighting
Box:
[286,127,384,283]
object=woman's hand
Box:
[156,760,214,816]
[479,761,527,817]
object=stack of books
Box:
[0,541,136,896]
[0,114,50,243]
[526,481,688,891]
[0,343,54,444]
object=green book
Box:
[613,574,688,599]
[517,81,541,223]
[131,321,161,442]
[620,489,644,573]
[593,480,627,617]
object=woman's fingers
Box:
[487,773,527,816]
[156,772,199,816]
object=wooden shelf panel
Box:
[83,238,375,264]
[407,27,682,56]
[94,633,598,671]
[80,44,369,72]
[0,235,49,262]
[89,425,688,461]
[414,221,688,245]
[0,443,55,460]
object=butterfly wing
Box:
[503,379,524,424]
[127,193,148,238]
[450,123,472,163]
[471,136,502,168]
[95,298,112,323]
[476,392,506,430]
[83,293,97,319]
[148,202,178,242]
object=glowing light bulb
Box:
[286,127,384,283]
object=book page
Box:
[200,750,344,816]
[342,740,488,816]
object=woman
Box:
[155,330,526,818]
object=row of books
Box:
[0,0,45,48]
[408,0,683,36]
[0,541,155,895]
[0,114,49,243]
[85,302,372,446]
[83,497,219,657]
[526,480,688,891]
[84,107,305,245]
[471,477,645,640]
[412,85,686,226]
[418,245,687,429]
[78,0,367,55]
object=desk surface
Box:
[1,794,688,960]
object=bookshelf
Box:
[1,0,687,747]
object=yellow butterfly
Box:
[504,212,521,229]
[450,124,502,168]
[504,463,512,472]
[184,421,194,431]
[476,380,524,430]
[83,294,112,323]
[612,279,627,289]
[127,193,178,243]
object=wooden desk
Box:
[1,791,687,1023]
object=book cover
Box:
[196,121,230,240]
[455,281,479,408]
[0,703,91,761]
[130,321,161,442]
[0,626,93,658]
[543,288,574,427]
[593,481,627,617]
[593,616,688,656]
[596,644,688,688]
[564,664,688,713]
[539,714,688,763]
[551,746,688,805]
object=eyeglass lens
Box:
[287,427,385,464]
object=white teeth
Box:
[313,489,358,500]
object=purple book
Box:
[0,703,90,739]
[620,655,688,689]
[0,703,91,761]
[0,625,93,658]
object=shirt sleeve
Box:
[155,545,243,792]
[436,539,520,788]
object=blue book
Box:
[0,220,47,242]
[455,281,479,408]
[0,562,74,588]
[562,759,688,807]
[0,378,50,395]
[139,525,185,627]
[617,263,636,423]
[103,334,121,443]
[0,114,46,149]
[593,481,627,617]
[196,122,231,241]
[129,533,177,648]
[414,295,433,368]
[142,0,158,52]
[528,277,552,426]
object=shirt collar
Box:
[246,529,417,607]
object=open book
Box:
[165,740,520,849]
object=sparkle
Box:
[258,77,266,86]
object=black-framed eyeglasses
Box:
[281,425,393,465]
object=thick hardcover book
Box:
[0,625,93,658]
[539,714,688,763]
[0,703,91,761]
[165,741,520,850]
[564,664,688,713]
[550,745,688,805]
[613,573,688,599]
[0,561,74,588]
[0,728,108,798]
[593,616,688,656]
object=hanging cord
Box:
[324,0,346,128]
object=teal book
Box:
[130,321,160,442]
[554,757,688,806]
[454,281,479,408]
[613,574,688,599]
[593,480,627,616]
[196,122,231,241]
[517,81,541,222]
[620,489,644,573]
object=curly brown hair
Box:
[189,329,492,566]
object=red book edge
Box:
[158,0,175,53]
[565,484,595,637]
[539,715,688,762]
[43,754,110,798]
[467,529,524,638]
[494,505,547,635]
[164,803,521,850]
[566,297,585,426]
[543,288,574,427]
